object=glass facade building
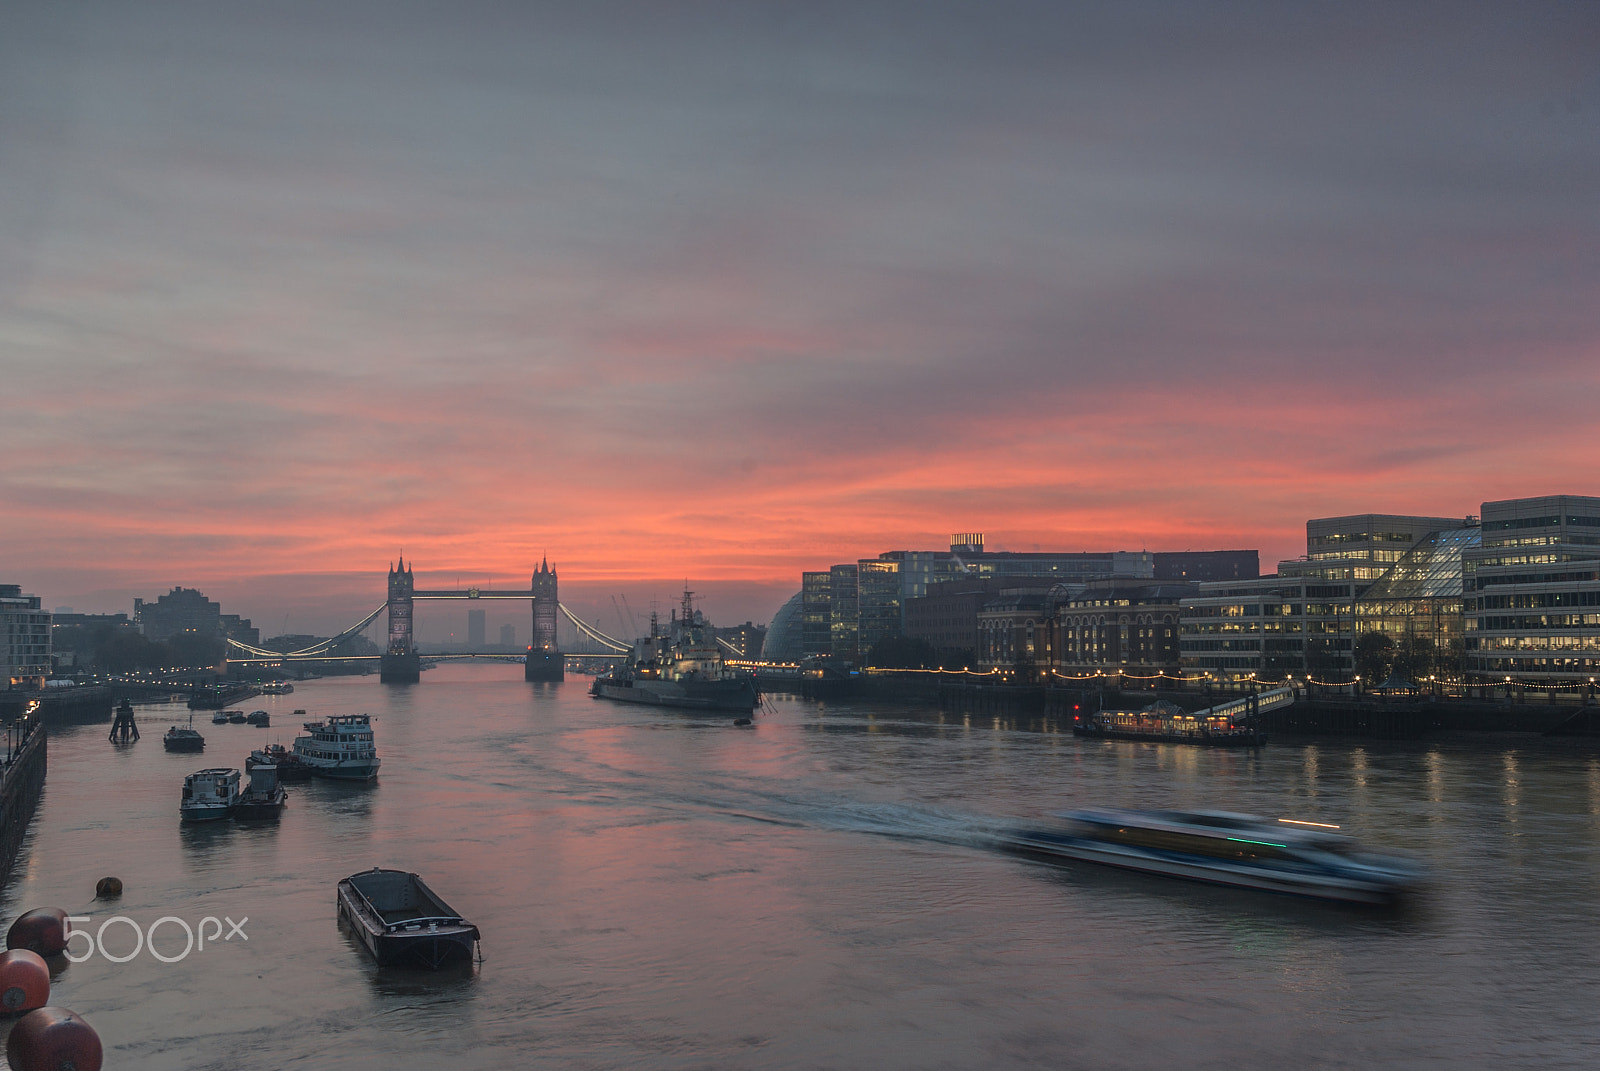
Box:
[1464,495,1600,683]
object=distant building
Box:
[467,609,486,647]
[1050,581,1195,676]
[1153,551,1259,582]
[904,576,1017,660]
[801,571,833,657]
[716,622,768,659]
[135,587,257,646]
[762,592,804,662]
[499,623,515,647]
[1,584,51,690]
[829,564,859,663]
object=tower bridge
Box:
[224,557,633,683]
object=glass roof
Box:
[1359,528,1482,601]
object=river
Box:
[4,663,1598,1069]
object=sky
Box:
[2,1,1597,639]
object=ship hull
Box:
[591,676,757,713]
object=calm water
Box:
[5,664,1600,1069]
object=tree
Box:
[1354,631,1394,685]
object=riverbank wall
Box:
[0,724,47,890]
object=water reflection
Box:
[8,666,1600,1069]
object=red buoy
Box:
[0,949,50,1013]
[6,1007,103,1071]
[5,910,70,957]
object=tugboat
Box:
[163,717,206,753]
[292,712,381,781]
[180,768,241,821]
[247,743,314,782]
[246,710,270,727]
[590,590,759,713]
[232,763,287,820]
[337,868,480,969]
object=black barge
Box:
[337,868,480,969]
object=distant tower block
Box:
[526,557,563,682]
[381,557,421,684]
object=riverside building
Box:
[1181,513,1464,679]
[1,585,51,690]
[1464,495,1600,684]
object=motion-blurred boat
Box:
[1004,808,1420,904]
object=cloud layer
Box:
[2,2,1597,632]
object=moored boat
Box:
[590,590,758,714]
[246,710,270,727]
[1004,808,1421,904]
[211,710,229,725]
[180,768,241,821]
[1072,697,1270,747]
[337,868,480,969]
[163,719,206,752]
[232,763,287,820]
[227,710,247,724]
[292,712,381,781]
[247,744,314,782]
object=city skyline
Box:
[4,3,1597,634]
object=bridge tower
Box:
[525,557,563,682]
[381,557,421,684]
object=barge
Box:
[337,868,480,969]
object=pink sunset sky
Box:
[2,3,1597,639]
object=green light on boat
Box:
[1226,836,1288,848]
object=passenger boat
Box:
[180,768,241,821]
[1072,699,1267,747]
[1004,809,1420,905]
[247,744,314,782]
[292,712,381,781]
[337,868,480,969]
[232,763,287,820]
[590,590,758,714]
[163,718,206,752]
[262,681,294,695]
[246,710,270,727]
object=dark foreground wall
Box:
[0,726,47,890]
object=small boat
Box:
[247,744,314,782]
[1004,808,1421,905]
[211,710,229,725]
[261,681,294,695]
[337,868,480,969]
[246,710,270,727]
[232,763,287,820]
[292,712,381,781]
[180,768,241,821]
[163,719,206,752]
[227,710,247,724]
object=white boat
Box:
[1005,808,1421,905]
[180,768,241,822]
[292,712,381,781]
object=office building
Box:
[1,585,51,690]
[467,609,486,647]
[1465,495,1600,683]
[1050,581,1194,676]
[135,587,257,646]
